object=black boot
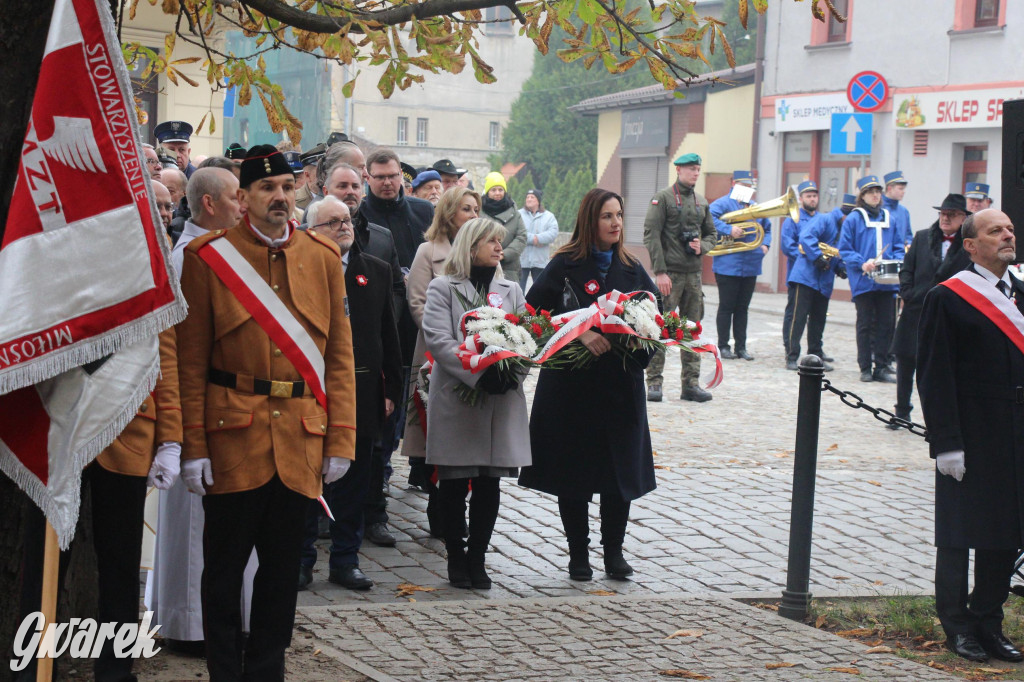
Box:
[466,478,500,590]
[559,497,592,580]
[440,479,471,588]
[426,488,444,539]
[446,544,471,589]
[601,496,634,579]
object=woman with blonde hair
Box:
[403,187,480,533]
[422,217,531,588]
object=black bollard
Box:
[780,354,825,621]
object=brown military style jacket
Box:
[176,221,357,498]
[95,328,182,476]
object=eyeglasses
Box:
[314,217,353,230]
[155,202,175,212]
[369,172,401,183]
[145,158,162,167]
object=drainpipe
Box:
[750,11,766,172]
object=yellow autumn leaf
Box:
[826,667,860,675]
[665,629,704,639]
[588,589,616,596]
[765,662,797,669]
[864,645,893,654]
[814,615,826,628]
[658,672,710,680]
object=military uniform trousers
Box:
[647,270,704,387]
[202,475,308,681]
[786,283,830,364]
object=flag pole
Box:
[36,521,59,682]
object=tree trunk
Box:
[0,2,101,677]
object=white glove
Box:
[182,458,214,496]
[322,458,351,484]
[147,442,181,490]
[936,450,966,481]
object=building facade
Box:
[757,0,1023,291]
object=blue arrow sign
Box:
[829,113,872,155]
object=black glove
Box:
[476,366,518,395]
[836,264,848,280]
[813,256,830,271]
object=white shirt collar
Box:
[182,219,209,239]
[246,218,292,248]
[972,262,1013,290]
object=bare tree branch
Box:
[240,0,525,33]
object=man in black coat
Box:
[917,208,1024,663]
[299,197,403,590]
[890,194,970,426]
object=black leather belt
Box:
[208,368,307,398]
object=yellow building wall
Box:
[122,3,224,158]
[595,110,621,182]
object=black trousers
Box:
[439,477,500,557]
[302,436,373,570]
[895,353,915,416]
[935,547,1018,638]
[782,286,796,353]
[88,465,147,682]
[853,291,896,372]
[557,495,630,551]
[715,274,757,351]
[786,283,829,363]
[202,475,308,682]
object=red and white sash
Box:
[940,270,1024,357]
[197,237,328,409]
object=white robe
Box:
[145,220,257,640]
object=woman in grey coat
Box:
[422,217,532,589]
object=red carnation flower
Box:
[505,313,520,324]
[355,274,368,286]
[531,323,543,337]
[541,310,552,319]
[655,314,664,326]
[661,328,669,339]
[552,323,562,332]
[693,321,702,335]
[525,303,536,315]
[675,329,684,341]
[670,311,680,320]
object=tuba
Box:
[708,187,801,257]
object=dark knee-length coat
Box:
[917,266,1024,549]
[518,251,657,501]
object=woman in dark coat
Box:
[519,188,657,581]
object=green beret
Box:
[673,153,701,166]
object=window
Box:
[827,0,849,42]
[416,118,428,147]
[489,122,500,150]
[975,0,999,27]
[963,145,988,186]
[484,6,514,35]
[396,117,408,146]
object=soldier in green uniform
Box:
[643,153,717,402]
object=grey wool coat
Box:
[421,274,532,470]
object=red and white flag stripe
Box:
[941,270,1024,356]
[198,236,328,409]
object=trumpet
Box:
[798,243,841,261]
[708,187,801,257]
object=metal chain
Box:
[820,378,929,438]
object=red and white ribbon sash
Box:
[941,270,1024,356]
[197,238,328,409]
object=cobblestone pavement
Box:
[297,595,956,681]
[292,289,952,680]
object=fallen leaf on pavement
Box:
[977,668,1009,674]
[765,662,797,669]
[827,443,839,451]
[815,615,827,628]
[826,667,860,675]
[658,672,709,679]
[753,602,779,611]
[665,629,704,639]
[919,640,943,649]
[867,639,883,647]
[833,575,850,580]
[894,466,907,471]
[395,583,438,598]
[872,580,884,586]
[865,646,893,654]
[588,590,616,596]
[773,452,790,458]
[837,628,875,637]
[654,465,672,470]
[927,661,950,671]
[312,649,321,656]
[867,480,882,486]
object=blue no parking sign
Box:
[830,113,873,155]
[847,71,889,113]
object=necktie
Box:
[942,234,955,243]
[997,280,1011,299]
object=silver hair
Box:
[185,168,234,216]
[306,195,349,228]
[443,217,506,279]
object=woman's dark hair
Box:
[557,188,635,264]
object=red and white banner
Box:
[0,0,185,548]
[941,270,1024,355]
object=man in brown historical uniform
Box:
[176,144,357,680]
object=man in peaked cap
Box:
[296,144,327,211]
[883,170,912,250]
[175,143,357,679]
[154,120,196,178]
[965,182,993,214]
[780,180,821,367]
[643,152,717,403]
[710,170,771,361]
[400,162,417,195]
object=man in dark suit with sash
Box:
[918,208,1024,663]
